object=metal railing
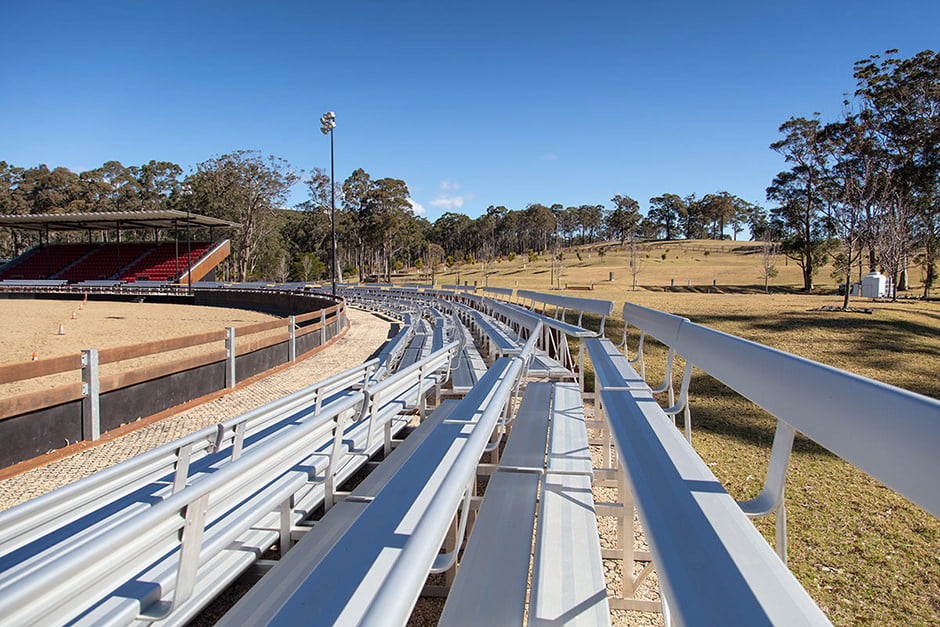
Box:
[0,341,458,625]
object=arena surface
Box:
[0,299,278,397]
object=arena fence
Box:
[0,287,347,469]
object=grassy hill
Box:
[415,239,927,296]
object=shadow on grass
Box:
[681,375,831,457]
[681,311,940,399]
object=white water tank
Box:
[860,271,889,298]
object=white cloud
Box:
[407,198,426,214]
[440,179,461,191]
[429,195,467,211]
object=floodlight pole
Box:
[320,111,338,297]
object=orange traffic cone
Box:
[71,311,77,319]
[78,303,84,310]
[31,352,38,361]
[57,324,65,335]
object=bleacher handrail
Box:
[517,289,614,317]
[0,392,366,625]
[622,302,940,520]
[0,358,377,548]
[358,356,524,625]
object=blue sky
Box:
[2,1,937,223]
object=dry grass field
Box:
[406,242,940,625]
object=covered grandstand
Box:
[0,210,235,286]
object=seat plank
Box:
[584,338,646,391]
[600,387,830,625]
[546,382,592,476]
[438,470,540,626]
[530,472,610,626]
[500,382,552,471]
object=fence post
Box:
[289,315,297,362]
[225,326,236,388]
[320,309,327,346]
[81,348,100,440]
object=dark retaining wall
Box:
[99,361,229,433]
[0,401,83,469]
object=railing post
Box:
[320,309,327,346]
[225,326,236,388]
[81,348,100,441]
[288,315,297,362]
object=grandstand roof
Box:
[0,210,238,232]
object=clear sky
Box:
[2,1,937,223]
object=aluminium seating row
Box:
[585,332,832,624]
[449,314,488,395]
[0,344,458,626]
[440,380,609,626]
[219,354,526,626]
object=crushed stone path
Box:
[0,308,392,512]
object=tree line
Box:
[0,154,760,284]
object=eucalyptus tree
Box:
[431,212,473,258]
[287,168,334,266]
[525,203,557,251]
[359,177,414,281]
[853,49,940,296]
[557,206,579,245]
[648,193,683,240]
[132,161,183,211]
[187,150,298,281]
[0,162,26,255]
[768,116,832,290]
[341,168,373,281]
[607,195,641,244]
[821,114,888,307]
[678,194,709,239]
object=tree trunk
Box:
[802,255,814,291]
[842,268,852,310]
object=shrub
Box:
[508,252,516,261]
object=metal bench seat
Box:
[450,321,488,395]
[219,357,524,626]
[442,382,609,626]
[0,342,458,625]
[0,362,378,577]
[454,304,520,359]
[585,333,830,624]
[527,348,575,379]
